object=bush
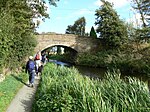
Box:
[76,48,150,77]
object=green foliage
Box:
[0,0,37,71]
[76,50,123,68]
[134,27,150,43]
[76,45,150,77]
[76,52,108,67]
[140,0,150,26]
[48,53,76,64]
[0,0,59,72]
[125,22,136,40]
[65,17,86,36]
[90,26,97,38]
[0,73,28,112]
[95,0,128,48]
[0,11,15,71]
[33,63,150,112]
[49,0,60,6]
[129,0,150,43]
[130,0,150,27]
[48,54,64,61]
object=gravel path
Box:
[6,76,40,112]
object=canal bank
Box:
[49,60,150,85]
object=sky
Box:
[36,0,137,34]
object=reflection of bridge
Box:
[35,34,100,53]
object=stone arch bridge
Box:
[35,34,101,53]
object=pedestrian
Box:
[25,56,36,87]
[38,64,44,75]
[41,51,47,65]
[34,51,42,75]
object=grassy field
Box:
[0,73,28,112]
[33,63,150,112]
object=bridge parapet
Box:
[35,33,101,53]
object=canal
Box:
[49,60,149,83]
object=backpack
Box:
[28,61,35,72]
[35,53,40,60]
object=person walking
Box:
[34,51,42,75]
[25,56,36,87]
[41,51,47,65]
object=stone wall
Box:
[35,33,101,53]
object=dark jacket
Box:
[25,60,36,73]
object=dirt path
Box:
[6,76,40,112]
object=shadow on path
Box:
[20,92,35,112]
[6,77,40,112]
[11,74,29,87]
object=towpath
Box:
[6,76,40,112]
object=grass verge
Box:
[0,72,28,112]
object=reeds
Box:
[33,63,150,112]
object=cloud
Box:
[85,26,91,33]
[126,6,149,28]
[94,0,103,7]
[63,0,69,5]
[76,9,94,15]
[94,0,129,8]
[55,16,62,20]
[65,8,94,20]
[127,13,149,28]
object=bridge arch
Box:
[40,44,78,53]
[41,44,78,54]
[35,33,100,53]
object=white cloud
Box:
[127,13,149,28]
[77,9,94,15]
[85,26,91,33]
[55,16,62,20]
[65,8,94,20]
[126,6,149,28]
[127,13,140,27]
[94,0,129,8]
[63,0,69,5]
[94,0,103,7]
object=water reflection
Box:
[48,60,106,79]
[48,60,150,88]
[49,60,71,67]
[75,65,106,79]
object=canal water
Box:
[75,65,106,79]
[49,60,150,87]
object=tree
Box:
[65,25,76,34]
[0,11,15,71]
[90,26,97,38]
[0,0,59,71]
[130,0,150,42]
[125,22,136,41]
[95,0,127,48]
[130,0,150,27]
[65,17,86,36]
[141,0,150,27]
